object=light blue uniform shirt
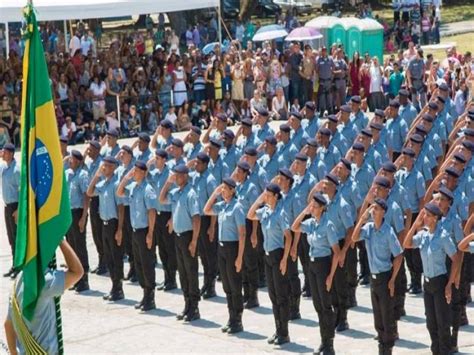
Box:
[258,153,279,181]
[290,126,309,150]
[395,168,425,213]
[1,160,20,204]
[256,123,275,142]
[433,113,448,143]
[301,213,338,258]
[385,115,408,153]
[187,142,203,161]
[469,242,474,254]
[236,179,259,213]
[115,163,133,206]
[86,156,102,179]
[65,167,89,209]
[338,176,363,210]
[190,169,217,215]
[8,270,65,355]
[148,165,172,212]
[209,156,230,183]
[329,127,352,157]
[414,153,433,182]
[275,141,299,170]
[317,145,341,171]
[302,117,320,139]
[221,145,239,175]
[134,148,152,163]
[327,192,355,240]
[360,221,403,274]
[440,207,464,244]
[247,163,267,193]
[351,111,369,132]
[236,132,261,154]
[452,188,469,222]
[101,144,121,158]
[167,183,200,234]
[166,156,186,171]
[351,163,375,198]
[291,174,316,220]
[365,142,387,173]
[412,226,457,278]
[257,202,289,253]
[95,175,119,220]
[399,103,417,127]
[383,199,405,234]
[308,155,328,182]
[127,181,157,229]
[155,135,173,150]
[213,199,246,242]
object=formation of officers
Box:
[2,82,474,355]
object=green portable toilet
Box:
[341,17,362,56]
[305,16,343,48]
[358,19,384,61]
[331,23,345,47]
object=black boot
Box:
[176,300,190,320]
[409,274,422,294]
[203,278,217,299]
[290,296,301,320]
[184,303,200,322]
[141,289,156,311]
[75,274,90,293]
[221,311,233,333]
[109,281,124,301]
[3,267,14,278]
[460,307,469,326]
[302,280,311,298]
[383,346,393,355]
[125,266,136,281]
[336,308,349,332]
[378,343,385,355]
[244,288,259,309]
[315,338,335,355]
[274,316,290,345]
[157,270,168,291]
[347,288,358,308]
[228,311,243,334]
[164,271,177,291]
[451,329,459,353]
[200,277,208,297]
[134,292,145,310]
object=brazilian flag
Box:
[14,5,72,321]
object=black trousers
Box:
[358,241,370,278]
[5,202,18,260]
[288,234,301,299]
[406,213,422,286]
[346,245,358,290]
[175,231,200,305]
[198,215,218,284]
[133,227,156,291]
[446,254,470,331]
[394,260,407,320]
[332,239,348,310]
[66,209,89,272]
[308,256,336,342]
[154,211,177,282]
[218,241,243,315]
[370,271,396,348]
[257,222,265,283]
[90,197,105,266]
[243,218,259,294]
[298,232,310,290]
[122,206,134,265]
[423,274,452,355]
[265,248,290,337]
[101,218,124,284]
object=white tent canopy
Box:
[0,0,219,22]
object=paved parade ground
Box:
[0,128,473,354]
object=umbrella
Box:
[285,27,323,42]
[202,42,229,55]
[253,24,288,42]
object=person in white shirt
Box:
[61,116,77,144]
[69,31,81,57]
[369,56,385,111]
[106,112,120,131]
[90,75,107,120]
[80,33,92,56]
[164,106,177,125]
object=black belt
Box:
[156,210,171,216]
[371,270,391,280]
[219,241,238,247]
[310,255,331,262]
[133,227,147,233]
[175,231,192,237]
[102,218,117,226]
[424,273,447,283]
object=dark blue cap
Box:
[237,161,251,173]
[415,124,428,136]
[409,134,424,143]
[295,152,308,162]
[257,107,269,117]
[374,109,385,118]
[424,202,442,217]
[71,149,83,161]
[340,158,351,170]
[389,99,400,108]
[160,119,174,129]
[352,142,365,152]
[374,176,391,188]
[341,104,351,113]
[325,173,339,186]
[428,101,439,111]
[374,197,388,211]
[223,129,235,139]
[438,83,449,91]
[3,143,15,152]
[106,128,119,137]
[134,160,147,171]
[399,89,410,96]
[361,128,373,138]
[382,162,397,173]
[465,128,474,137]
[319,127,332,136]
[190,126,202,135]
[138,132,151,143]
[89,140,101,150]
[422,113,434,122]
[280,124,291,133]
[453,153,467,163]
[244,147,258,157]
[402,147,416,157]
[437,95,446,104]
[266,183,281,195]
[438,185,454,201]
[173,164,189,174]
[196,152,210,164]
[155,148,168,159]
[445,167,460,178]
[462,140,474,152]
[216,113,228,122]
[103,156,118,165]
[306,137,318,147]
[327,114,338,123]
[370,122,384,130]
[351,95,361,103]
[305,101,316,111]
[241,118,253,127]
[278,168,293,181]
[312,192,327,206]
[290,111,302,120]
[265,136,277,145]
[121,145,133,155]
[209,137,222,148]
[223,177,236,189]
[171,138,184,148]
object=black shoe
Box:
[75,281,90,293]
[203,288,216,299]
[227,321,243,334]
[290,311,301,321]
[134,299,144,310]
[3,268,14,278]
[409,284,422,294]
[68,284,77,291]
[141,299,156,312]
[200,284,208,296]
[184,308,200,322]
[156,281,166,291]
[399,308,406,317]
[91,266,99,274]
[221,320,231,333]
[103,292,112,300]
[9,269,19,279]
[129,274,137,283]
[274,335,290,345]
[109,290,124,301]
[267,333,278,344]
[359,276,370,285]
[336,320,349,332]
[347,295,358,308]
[164,281,177,291]
[302,288,312,298]
[96,266,108,276]
[124,269,135,281]
[244,297,259,309]
[176,304,190,320]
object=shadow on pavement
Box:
[395,338,429,350]
[203,295,227,304]
[75,289,106,298]
[349,305,373,314]
[290,318,318,327]
[400,314,426,324]
[249,306,273,315]
[141,308,177,317]
[274,341,314,353]
[187,318,221,329]
[233,330,267,340]
[339,328,374,339]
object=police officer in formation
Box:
[37,83,473,354]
